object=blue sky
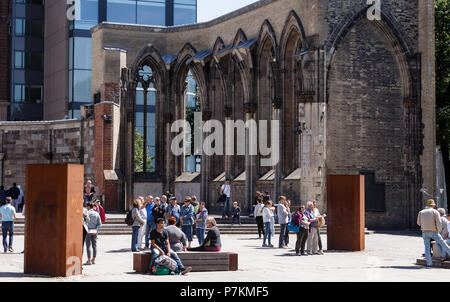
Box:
[197,0,259,22]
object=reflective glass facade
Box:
[10,0,44,121]
[68,0,197,119]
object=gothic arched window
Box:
[134,65,156,173]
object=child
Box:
[231,201,241,225]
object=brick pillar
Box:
[94,100,121,211]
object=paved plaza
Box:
[0,231,449,282]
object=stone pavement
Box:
[0,232,449,282]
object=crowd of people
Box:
[127,193,222,275]
[0,183,25,213]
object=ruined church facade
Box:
[88,0,435,229]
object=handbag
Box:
[318,216,325,228]
[217,194,226,203]
[288,221,300,233]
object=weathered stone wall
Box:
[0,119,95,194]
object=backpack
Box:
[125,209,134,226]
[154,254,178,272]
[151,264,171,275]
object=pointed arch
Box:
[232,28,248,47]
[130,44,166,91]
[256,19,278,61]
[279,10,308,63]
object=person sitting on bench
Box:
[149,218,192,275]
[188,217,222,252]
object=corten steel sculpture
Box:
[327,175,365,251]
[24,164,84,277]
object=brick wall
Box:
[0,119,95,194]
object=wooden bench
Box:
[133,251,238,273]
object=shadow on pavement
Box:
[379,265,426,270]
[0,272,52,278]
[105,248,132,253]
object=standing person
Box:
[137,197,148,250]
[149,218,192,275]
[180,197,195,248]
[293,205,310,256]
[144,195,155,249]
[417,199,450,266]
[231,202,241,225]
[83,180,95,204]
[305,201,320,255]
[312,200,326,255]
[160,195,169,225]
[277,196,289,248]
[168,197,181,226]
[220,179,232,218]
[7,183,20,213]
[437,208,450,259]
[191,196,199,237]
[152,197,165,222]
[188,217,222,252]
[262,200,274,247]
[94,199,107,223]
[17,185,24,213]
[285,200,292,246]
[84,202,102,265]
[82,203,89,254]
[0,197,16,253]
[254,197,265,238]
[131,198,145,252]
[0,186,6,206]
[195,202,208,245]
[250,191,261,218]
[165,217,187,252]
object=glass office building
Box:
[68,0,197,119]
[10,0,45,121]
[8,0,196,120]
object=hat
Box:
[169,196,177,200]
[425,199,436,207]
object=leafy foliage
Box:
[134,130,153,172]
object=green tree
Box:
[436,0,450,208]
[134,130,153,172]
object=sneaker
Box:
[8,248,13,253]
[181,266,192,275]
[295,252,301,256]
[84,261,91,265]
[319,250,324,255]
[268,244,274,248]
[91,260,96,265]
[301,252,308,256]
[262,243,268,247]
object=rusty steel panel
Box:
[24,164,84,277]
[327,175,365,251]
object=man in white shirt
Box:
[313,200,326,255]
[220,179,232,218]
[0,197,16,253]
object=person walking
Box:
[149,218,192,275]
[305,201,320,255]
[195,201,208,245]
[313,200,326,255]
[220,179,232,218]
[277,196,289,248]
[262,200,274,247]
[231,201,241,225]
[144,195,155,249]
[0,197,16,253]
[137,197,148,250]
[180,197,195,248]
[7,183,20,213]
[84,202,102,265]
[255,197,265,238]
[417,199,450,265]
[293,205,310,256]
[131,198,145,252]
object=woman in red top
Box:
[94,200,107,223]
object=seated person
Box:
[187,217,222,252]
[165,217,187,252]
[149,218,192,275]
